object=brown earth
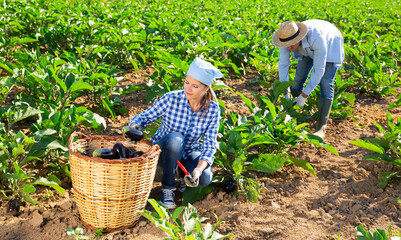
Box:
[0,69,400,240]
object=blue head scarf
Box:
[186,57,223,86]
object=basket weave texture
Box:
[68,132,160,231]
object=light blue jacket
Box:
[278,19,345,95]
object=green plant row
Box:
[350,111,401,188]
[1,0,400,100]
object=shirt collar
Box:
[301,33,310,48]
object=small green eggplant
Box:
[92,148,119,159]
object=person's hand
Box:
[284,92,291,101]
[293,94,307,107]
[184,168,202,187]
[130,123,140,130]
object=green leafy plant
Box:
[388,93,401,110]
[350,112,401,188]
[144,53,189,103]
[0,131,65,204]
[139,199,234,240]
[356,223,401,240]
[66,227,90,240]
[331,74,356,119]
[214,81,338,202]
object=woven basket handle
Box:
[68,132,89,147]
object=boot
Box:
[290,89,302,98]
[314,98,333,140]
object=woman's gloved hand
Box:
[184,168,202,187]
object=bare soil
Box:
[1,69,400,240]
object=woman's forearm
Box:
[195,160,209,171]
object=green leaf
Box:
[308,135,339,155]
[387,93,401,110]
[247,136,276,148]
[23,185,36,194]
[33,178,65,195]
[287,156,316,176]
[246,154,286,173]
[228,131,242,153]
[102,98,116,119]
[13,107,42,123]
[30,129,57,139]
[19,37,38,44]
[0,60,14,74]
[355,224,388,240]
[378,171,399,189]
[363,153,397,165]
[18,188,38,205]
[232,154,245,175]
[237,92,254,113]
[172,206,185,221]
[12,147,25,157]
[182,186,213,206]
[69,81,93,92]
[66,228,75,236]
[147,198,169,219]
[53,74,67,93]
[263,98,277,119]
[34,137,68,151]
[350,139,385,154]
[273,80,294,100]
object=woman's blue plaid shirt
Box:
[129,90,221,166]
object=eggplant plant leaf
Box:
[33,177,65,195]
[350,139,385,154]
[378,171,400,189]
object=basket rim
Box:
[68,132,160,164]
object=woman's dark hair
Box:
[199,87,213,118]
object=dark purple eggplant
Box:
[7,196,20,215]
[113,143,131,159]
[122,126,144,142]
[92,148,119,159]
[129,151,144,158]
[222,179,236,193]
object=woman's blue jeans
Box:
[290,56,341,99]
[155,132,213,190]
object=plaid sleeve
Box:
[199,107,221,166]
[128,93,171,128]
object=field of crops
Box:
[1,0,401,239]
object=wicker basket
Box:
[68,132,160,231]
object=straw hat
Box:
[272,21,307,47]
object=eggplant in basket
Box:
[92,143,144,159]
[92,148,119,159]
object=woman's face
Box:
[184,75,210,102]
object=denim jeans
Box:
[155,132,213,190]
[290,56,341,99]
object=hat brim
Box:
[272,23,307,47]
